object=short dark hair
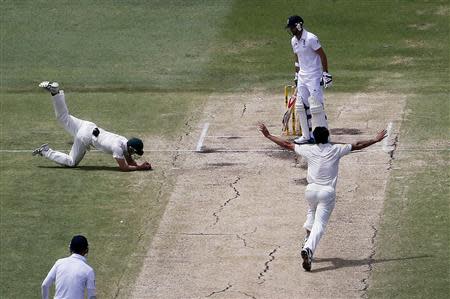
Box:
[313,127,330,144]
[69,235,89,254]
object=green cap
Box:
[127,138,144,155]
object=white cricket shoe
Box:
[301,247,313,272]
[294,136,315,144]
[39,81,59,94]
[32,144,49,156]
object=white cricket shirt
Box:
[291,29,323,78]
[295,143,352,189]
[41,254,96,299]
[91,128,128,159]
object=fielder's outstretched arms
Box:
[258,123,387,152]
[258,123,386,271]
[33,81,152,172]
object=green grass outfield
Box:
[1,0,448,298]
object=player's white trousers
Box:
[303,184,336,255]
[43,91,96,167]
[295,76,326,138]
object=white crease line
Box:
[0,147,447,154]
[206,135,260,138]
[196,123,209,152]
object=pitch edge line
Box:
[196,123,210,152]
[0,148,447,154]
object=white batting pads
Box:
[296,102,311,139]
[309,95,328,129]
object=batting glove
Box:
[321,71,333,88]
[294,72,298,86]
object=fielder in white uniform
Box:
[41,235,96,299]
[258,123,386,271]
[32,81,152,172]
[286,15,333,144]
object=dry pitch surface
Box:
[131,91,405,298]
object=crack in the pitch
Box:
[239,291,257,299]
[206,283,232,297]
[236,227,257,248]
[257,246,280,284]
[212,177,241,226]
[172,117,194,167]
[360,224,378,298]
[112,271,126,299]
[241,104,247,117]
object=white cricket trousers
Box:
[43,91,96,167]
[295,75,325,139]
[303,184,336,255]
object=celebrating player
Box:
[258,123,386,271]
[286,15,333,144]
[32,81,152,171]
[41,235,96,299]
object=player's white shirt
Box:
[295,143,352,190]
[291,29,323,79]
[41,254,96,299]
[91,128,128,159]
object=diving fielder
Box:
[258,123,386,271]
[33,81,152,171]
[286,15,333,144]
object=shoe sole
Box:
[39,81,59,93]
[32,144,48,156]
[301,250,312,271]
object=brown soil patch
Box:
[330,128,362,135]
[407,23,435,30]
[389,56,414,66]
[131,91,406,298]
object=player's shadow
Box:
[311,255,431,273]
[38,165,120,172]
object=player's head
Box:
[127,137,144,156]
[313,127,330,144]
[69,235,89,255]
[285,15,304,35]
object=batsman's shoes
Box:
[294,136,315,144]
[32,144,49,156]
[39,81,59,94]
[301,247,313,272]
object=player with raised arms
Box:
[258,123,386,271]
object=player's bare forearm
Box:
[294,54,300,73]
[258,123,295,151]
[351,129,387,151]
[116,158,152,171]
[316,47,328,72]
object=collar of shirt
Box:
[70,253,87,263]
[296,28,308,42]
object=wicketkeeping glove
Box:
[321,71,333,88]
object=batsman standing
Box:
[33,81,153,171]
[258,123,386,271]
[286,15,333,144]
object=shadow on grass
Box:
[38,165,119,172]
[311,255,431,273]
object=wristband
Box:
[295,62,299,67]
